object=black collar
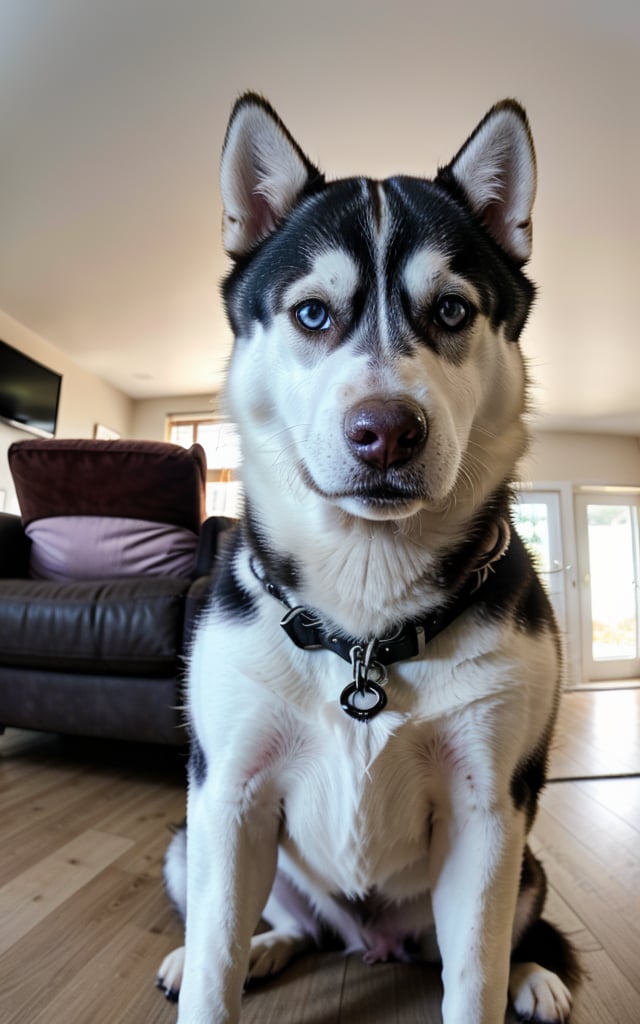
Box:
[279,584,474,666]
[250,519,511,720]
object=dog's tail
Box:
[511,845,582,989]
[512,916,582,988]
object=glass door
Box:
[514,491,566,630]
[575,493,640,681]
[513,488,579,683]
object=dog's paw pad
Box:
[156,945,185,1001]
[248,930,309,979]
[510,962,572,1022]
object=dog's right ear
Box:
[437,100,537,265]
[220,93,323,258]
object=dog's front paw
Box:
[248,929,312,979]
[509,962,572,1023]
[156,945,185,1002]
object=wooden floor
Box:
[0,688,639,1024]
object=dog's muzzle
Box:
[344,398,427,472]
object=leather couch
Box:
[0,439,231,745]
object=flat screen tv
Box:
[0,339,62,438]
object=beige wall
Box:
[521,430,640,486]
[0,308,133,513]
[130,393,223,441]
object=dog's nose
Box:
[344,399,427,470]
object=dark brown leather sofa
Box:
[0,439,230,745]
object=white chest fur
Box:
[279,708,448,904]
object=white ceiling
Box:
[0,0,638,433]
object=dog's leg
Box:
[431,795,525,1024]
[164,824,188,918]
[156,827,188,1001]
[176,781,281,1024]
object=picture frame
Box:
[93,423,121,441]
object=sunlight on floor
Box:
[592,688,639,759]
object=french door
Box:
[514,487,579,684]
[575,493,640,681]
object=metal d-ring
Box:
[340,641,388,720]
[340,680,388,720]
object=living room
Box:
[1,3,638,1022]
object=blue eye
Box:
[435,294,471,330]
[295,301,332,332]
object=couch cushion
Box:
[0,668,185,744]
[26,516,198,581]
[0,577,190,676]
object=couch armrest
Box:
[0,512,30,578]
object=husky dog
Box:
[157,94,579,1023]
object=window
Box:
[168,416,243,518]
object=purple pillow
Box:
[26,516,198,581]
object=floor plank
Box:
[549,688,640,779]
[0,829,133,956]
[29,924,179,1024]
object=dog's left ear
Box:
[220,93,323,258]
[439,100,537,265]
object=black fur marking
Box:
[519,846,547,914]
[211,524,258,621]
[511,739,550,829]
[395,281,474,365]
[244,505,303,597]
[223,165,535,362]
[188,733,208,786]
[367,178,383,229]
[510,846,549,951]
[389,176,532,348]
[345,285,369,339]
[384,176,535,349]
[433,162,537,337]
[223,179,374,341]
[436,487,513,589]
[472,529,556,636]
[513,568,556,633]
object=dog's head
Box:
[220,95,536,535]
